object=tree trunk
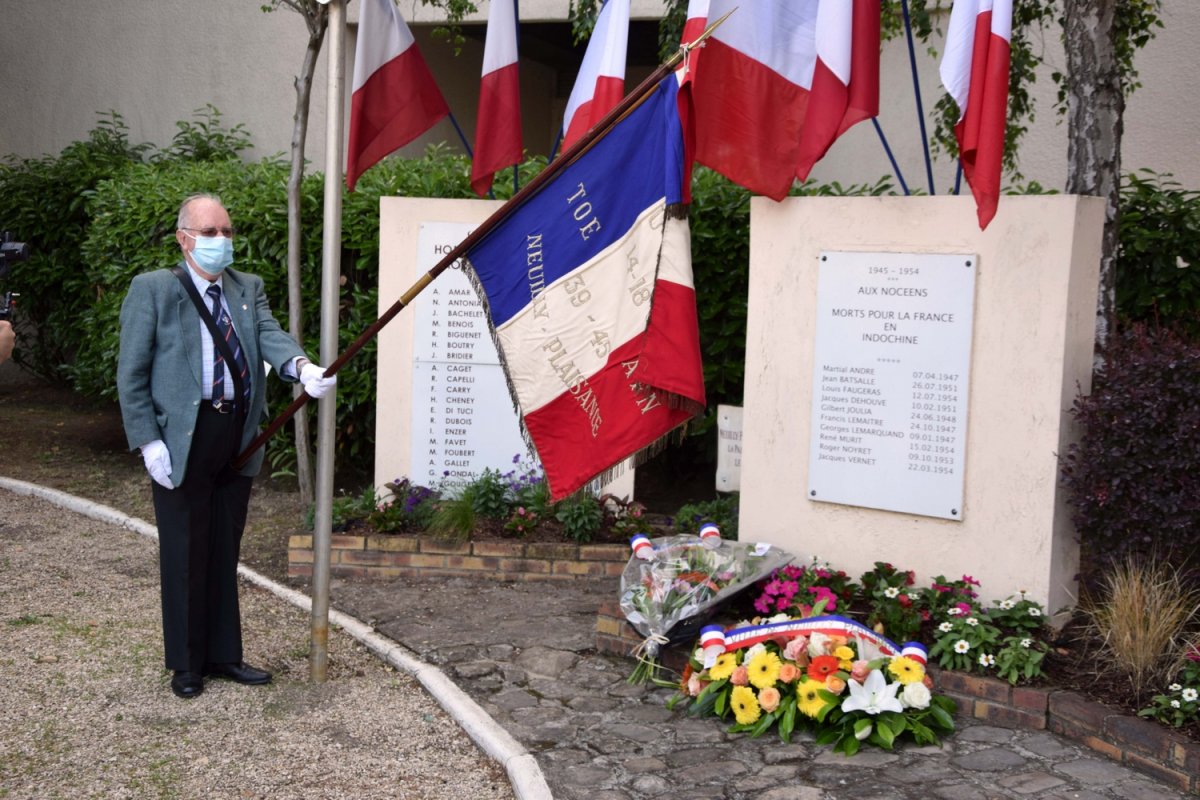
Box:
[287,5,328,507]
[1063,0,1123,353]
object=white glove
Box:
[300,362,337,399]
[140,439,174,489]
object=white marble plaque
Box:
[807,250,976,520]
[410,222,535,487]
[716,404,743,493]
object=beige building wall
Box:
[1,1,1196,191]
[739,194,1105,613]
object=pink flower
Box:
[850,660,871,682]
[954,602,972,615]
[687,674,708,697]
[783,637,809,662]
[808,586,838,611]
[730,666,750,686]
[758,686,782,712]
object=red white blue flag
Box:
[347,0,449,191]
[466,75,705,499]
[691,0,880,200]
[470,0,522,196]
[561,0,630,151]
[940,0,1012,229]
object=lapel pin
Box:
[242,304,248,310]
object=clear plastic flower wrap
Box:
[620,534,794,683]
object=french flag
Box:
[561,0,630,151]
[346,0,449,191]
[680,0,709,46]
[940,0,1012,230]
[470,0,522,197]
[466,75,705,500]
[691,0,880,200]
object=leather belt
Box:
[209,398,235,414]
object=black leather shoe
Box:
[204,661,272,685]
[171,671,204,699]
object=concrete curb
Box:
[0,476,552,800]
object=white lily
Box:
[841,669,904,715]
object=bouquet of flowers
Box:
[667,614,956,754]
[619,533,793,683]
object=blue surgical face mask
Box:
[184,233,234,275]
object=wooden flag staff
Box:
[233,10,733,470]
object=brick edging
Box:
[594,603,1200,795]
[287,534,627,582]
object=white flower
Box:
[767,612,791,624]
[841,669,904,715]
[808,632,833,658]
[965,617,979,627]
[1028,607,1042,617]
[948,607,963,616]
[900,681,932,710]
[745,643,767,663]
[1171,700,1181,709]
[884,586,900,598]
[1169,683,1183,692]
[1178,256,1191,270]
[693,647,705,663]
[1020,638,1032,649]
[998,599,1015,610]
[954,640,970,654]
[907,593,919,601]
[1182,688,1199,703]
[938,622,954,633]
[978,653,995,667]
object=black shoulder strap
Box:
[171,265,248,417]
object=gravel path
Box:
[0,488,516,800]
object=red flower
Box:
[807,655,840,681]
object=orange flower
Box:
[778,663,800,684]
[807,655,840,681]
[825,675,847,695]
[758,685,782,713]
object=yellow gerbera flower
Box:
[731,685,762,725]
[887,655,925,685]
[796,679,827,719]
[746,650,782,689]
[708,652,738,681]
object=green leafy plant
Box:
[1139,641,1200,728]
[672,494,739,540]
[468,468,509,520]
[369,478,439,533]
[553,493,604,543]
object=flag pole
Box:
[309,0,346,684]
[901,0,936,195]
[233,10,735,471]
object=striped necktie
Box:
[206,284,251,410]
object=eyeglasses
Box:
[181,226,236,238]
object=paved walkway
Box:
[3,478,1193,800]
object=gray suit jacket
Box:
[117,264,305,484]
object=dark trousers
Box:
[151,405,252,672]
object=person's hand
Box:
[300,362,337,399]
[0,320,14,364]
[140,439,174,489]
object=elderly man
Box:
[118,193,335,699]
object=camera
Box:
[0,230,28,322]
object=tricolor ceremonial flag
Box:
[939,0,1012,230]
[470,0,522,197]
[691,0,880,200]
[561,0,630,150]
[681,0,709,47]
[347,0,450,191]
[466,75,705,500]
